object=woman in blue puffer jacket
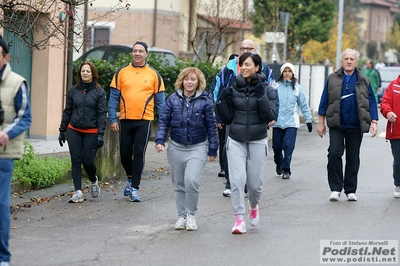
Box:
[272,63,313,179]
[155,67,218,231]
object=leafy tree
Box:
[386,22,400,61]
[302,20,359,65]
[250,0,336,60]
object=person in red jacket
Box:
[380,75,400,198]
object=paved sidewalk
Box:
[13,139,168,206]
[27,139,69,156]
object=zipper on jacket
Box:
[246,95,250,141]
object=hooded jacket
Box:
[216,73,276,142]
[209,57,274,123]
[273,79,312,129]
[155,89,218,157]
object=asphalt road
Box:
[8,113,400,266]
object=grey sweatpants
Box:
[167,140,208,218]
[226,137,268,217]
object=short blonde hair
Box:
[174,67,206,91]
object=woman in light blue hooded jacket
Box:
[272,63,313,179]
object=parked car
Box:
[75,45,176,65]
[377,67,400,103]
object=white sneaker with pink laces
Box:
[232,217,246,234]
[248,204,259,226]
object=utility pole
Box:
[336,0,344,70]
[280,11,290,62]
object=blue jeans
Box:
[0,159,13,262]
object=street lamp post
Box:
[280,11,290,62]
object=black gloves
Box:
[218,87,232,101]
[307,123,312,133]
[58,132,66,147]
[255,79,265,99]
[97,135,104,148]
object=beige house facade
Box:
[359,0,400,62]
[79,0,250,61]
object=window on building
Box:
[375,15,380,32]
[92,27,110,47]
[86,22,115,49]
[384,17,388,42]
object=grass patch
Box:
[12,141,71,190]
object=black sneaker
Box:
[282,171,290,179]
[276,165,283,175]
[218,170,225,177]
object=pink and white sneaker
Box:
[232,218,246,234]
[248,204,259,226]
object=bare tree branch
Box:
[166,0,250,62]
[0,0,130,51]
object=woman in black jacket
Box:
[216,52,276,234]
[59,62,106,203]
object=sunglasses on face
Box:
[240,47,255,52]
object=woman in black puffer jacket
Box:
[216,52,276,234]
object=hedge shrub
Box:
[73,54,222,102]
[13,141,71,190]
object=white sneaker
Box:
[69,190,83,203]
[394,186,400,198]
[223,189,231,197]
[232,218,246,234]
[248,203,259,227]
[174,217,186,230]
[329,191,340,201]
[90,176,100,198]
[347,193,357,201]
[186,213,197,231]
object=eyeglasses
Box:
[239,47,255,52]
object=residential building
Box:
[359,0,400,63]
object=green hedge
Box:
[73,54,222,103]
[13,141,71,190]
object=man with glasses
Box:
[210,39,274,197]
[108,41,165,202]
